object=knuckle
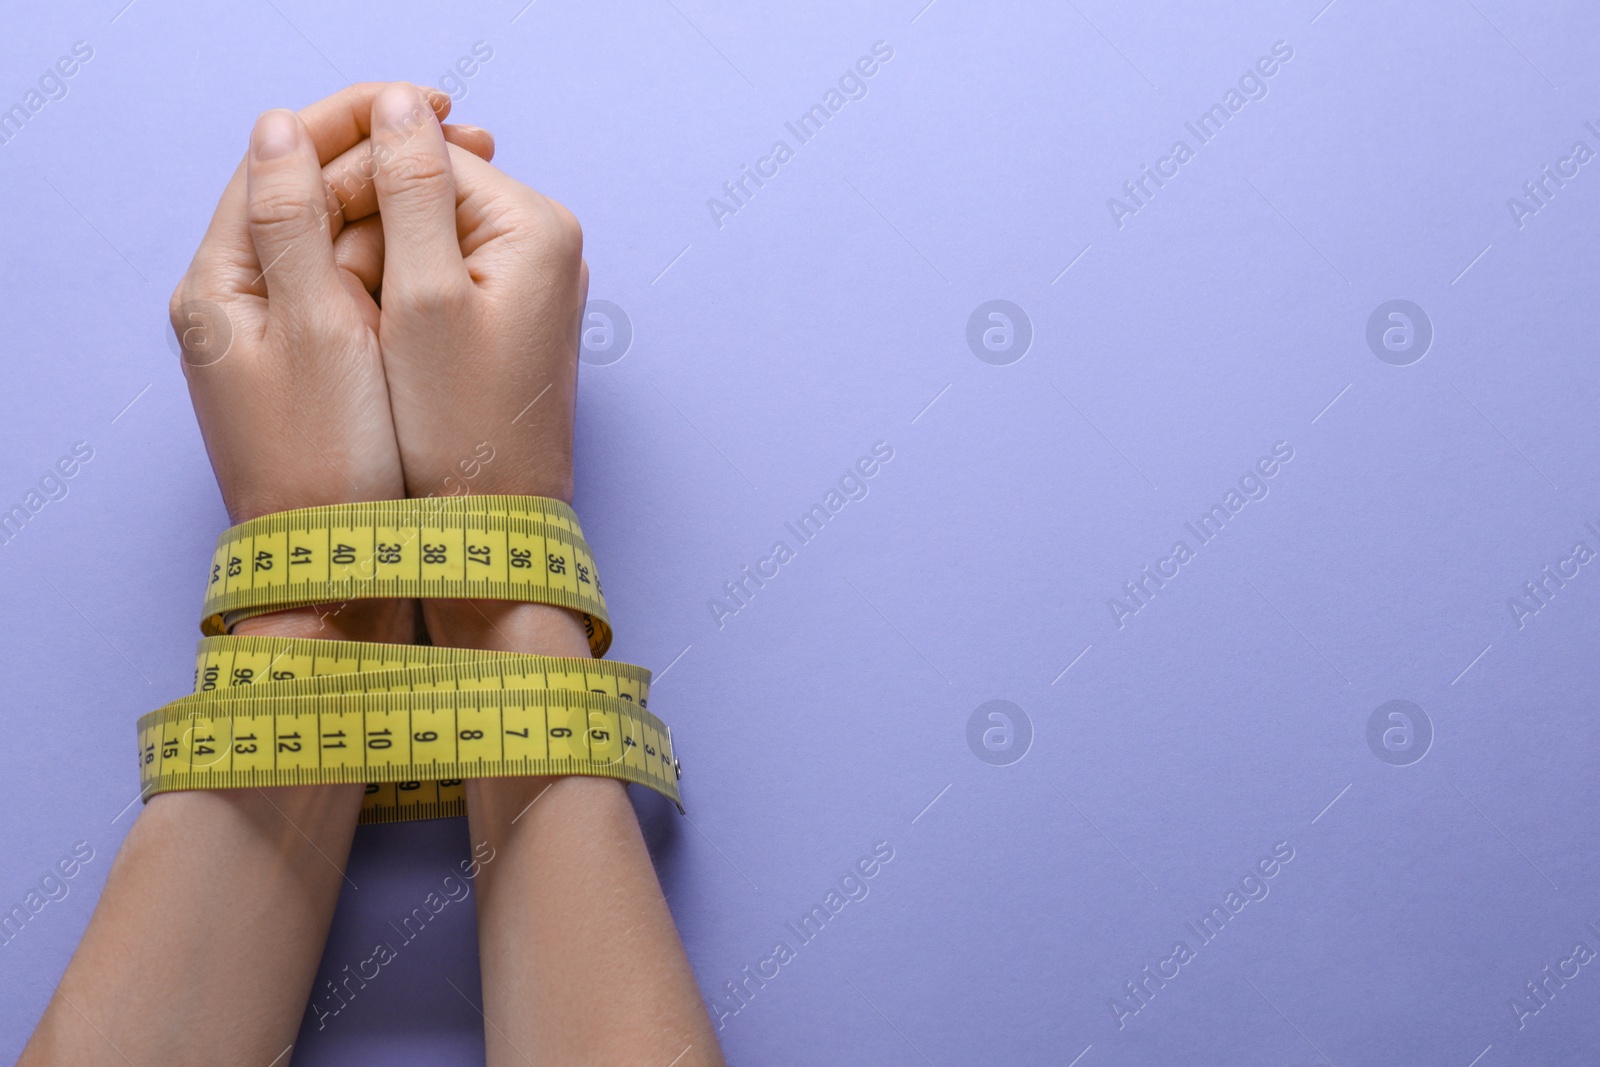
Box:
[168,292,236,370]
[167,284,189,330]
[247,188,320,235]
[377,144,452,196]
[390,274,471,318]
[542,198,584,261]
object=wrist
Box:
[465,773,627,846]
[421,599,592,658]
[232,599,420,645]
[425,599,596,809]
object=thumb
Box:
[370,82,467,296]
[245,109,345,312]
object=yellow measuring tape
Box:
[136,497,681,822]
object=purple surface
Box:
[4,1,1600,1064]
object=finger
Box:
[444,124,494,162]
[245,109,343,309]
[324,124,493,232]
[370,82,467,290]
[333,226,383,337]
[445,144,518,260]
[332,216,384,294]
[298,82,452,165]
[183,84,452,302]
[446,144,580,267]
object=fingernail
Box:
[375,83,425,133]
[252,110,298,160]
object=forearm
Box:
[23,603,413,1067]
[427,601,724,1067]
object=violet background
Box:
[3,1,1600,1064]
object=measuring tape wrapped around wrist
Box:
[136,496,681,822]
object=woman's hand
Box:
[173,83,494,642]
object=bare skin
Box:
[23,82,723,1066]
